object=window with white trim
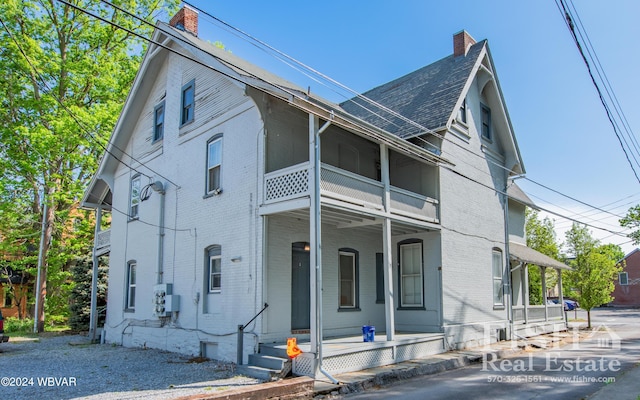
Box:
[206,136,222,194]
[399,240,423,308]
[338,249,359,309]
[492,249,504,306]
[129,175,141,220]
[207,245,222,293]
[126,261,136,310]
[181,79,195,126]
[619,272,629,286]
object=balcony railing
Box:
[264,162,439,223]
[95,229,111,255]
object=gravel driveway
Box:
[0,334,260,399]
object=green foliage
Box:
[525,209,562,304]
[621,205,640,245]
[0,0,179,328]
[69,256,108,331]
[564,223,623,327]
[5,317,33,334]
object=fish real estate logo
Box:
[480,322,622,379]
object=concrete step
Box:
[257,344,288,358]
[249,354,290,371]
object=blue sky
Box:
[185,0,640,254]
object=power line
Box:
[555,0,640,183]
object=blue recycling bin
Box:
[362,325,375,342]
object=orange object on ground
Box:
[286,337,302,359]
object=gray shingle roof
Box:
[340,41,486,139]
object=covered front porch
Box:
[260,332,445,376]
[509,242,570,336]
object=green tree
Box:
[525,209,561,304]
[621,205,640,244]
[0,0,179,331]
[564,223,623,328]
[69,256,108,331]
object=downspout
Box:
[311,113,338,384]
[503,181,513,341]
[150,181,166,284]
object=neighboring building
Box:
[0,268,30,319]
[82,7,568,378]
[611,249,640,307]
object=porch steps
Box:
[237,349,291,381]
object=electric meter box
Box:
[153,283,180,317]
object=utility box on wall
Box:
[153,283,180,317]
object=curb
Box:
[313,332,580,398]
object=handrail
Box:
[237,303,269,365]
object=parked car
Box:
[551,298,579,311]
[0,309,8,343]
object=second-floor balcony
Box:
[264,161,439,224]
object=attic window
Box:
[457,99,467,124]
[481,104,491,141]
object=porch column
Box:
[522,263,529,324]
[557,268,564,305]
[380,144,395,340]
[308,114,320,357]
[541,266,548,321]
[89,207,102,343]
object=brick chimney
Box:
[169,5,198,37]
[453,30,476,57]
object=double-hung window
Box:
[153,101,165,142]
[126,261,137,310]
[207,136,222,194]
[207,245,222,293]
[399,240,423,308]
[181,79,195,126]
[619,272,629,286]
[492,249,504,306]
[481,104,491,140]
[129,175,141,220]
[338,249,359,309]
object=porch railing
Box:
[320,164,384,210]
[264,162,439,223]
[390,186,439,222]
[512,304,564,323]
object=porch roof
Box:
[509,242,571,270]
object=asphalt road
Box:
[342,308,640,400]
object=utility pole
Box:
[33,201,48,334]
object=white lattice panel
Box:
[324,348,395,375]
[320,166,383,208]
[292,353,315,376]
[265,167,309,202]
[395,340,444,362]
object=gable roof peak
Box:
[453,30,477,57]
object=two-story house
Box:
[82,6,567,379]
